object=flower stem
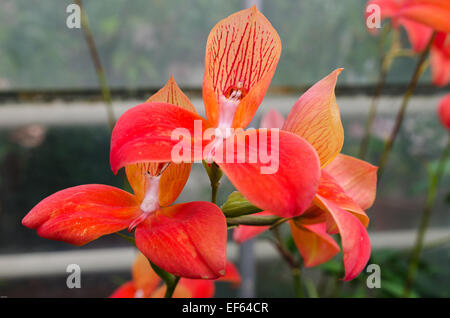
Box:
[377,32,435,180]
[359,28,401,159]
[226,215,284,226]
[202,161,223,204]
[75,0,116,130]
[402,134,450,297]
[270,229,303,298]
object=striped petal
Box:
[282,69,344,167]
[216,130,321,218]
[135,202,227,279]
[22,185,140,246]
[203,6,281,129]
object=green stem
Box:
[75,0,116,130]
[402,134,450,297]
[202,161,223,204]
[271,229,303,298]
[226,215,284,226]
[377,32,436,180]
[359,41,398,159]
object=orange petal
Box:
[431,32,450,87]
[110,102,210,173]
[135,202,227,279]
[132,253,161,296]
[290,220,340,267]
[203,6,281,129]
[314,195,371,281]
[438,94,450,130]
[260,109,285,129]
[282,69,344,167]
[323,154,378,210]
[123,77,196,205]
[215,130,321,218]
[316,170,369,227]
[396,0,450,33]
[146,75,197,113]
[233,211,271,243]
[22,185,140,246]
[110,281,137,298]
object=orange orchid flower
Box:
[110,253,241,298]
[438,94,450,130]
[109,6,322,220]
[234,70,378,281]
[22,77,228,279]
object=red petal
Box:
[22,185,140,246]
[398,18,433,52]
[135,202,227,279]
[203,6,281,129]
[317,170,369,227]
[314,195,371,281]
[216,261,241,287]
[290,221,340,267]
[438,94,450,130]
[216,130,321,218]
[233,211,271,243]
[151,279,215,298]
[323,154,378,210]
[431,33,450,87]
[282,69,344,167]
[396,0,450,33]
[260,109,285,129]
[110,281,137,298]
[110,102,210,173]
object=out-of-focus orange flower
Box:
[431,32,450,86]
[234,70,378,281]
[438,94,450,130]
[110,253,241,298]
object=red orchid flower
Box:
[365,0,433,52]
[431,32,450,86]
[366,1,450,86]
[234,70,378,281]
[110,6,322,220]
[110,253,241,298]
[438,94,450,130]
[22,77,227,279]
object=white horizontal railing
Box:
[0,95,445,128]
[0,229,448,279]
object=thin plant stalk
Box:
[75,0,116,130]
[377,32,436,180]
[271,228,303,298]
[403,134,450,297]
[359,28,401,159]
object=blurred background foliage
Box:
[0,0,433,90]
